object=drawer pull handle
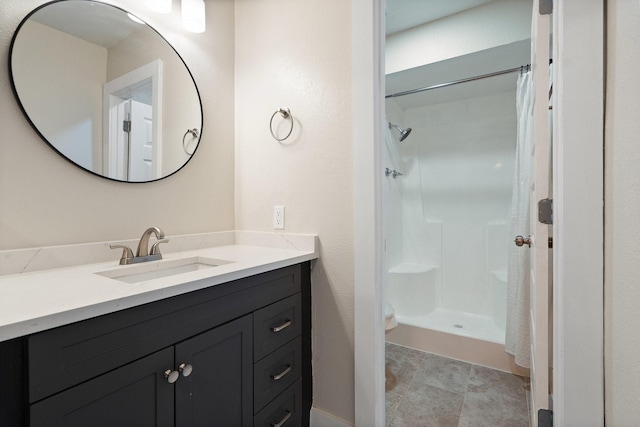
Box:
[272,365,292,381]
[164,369,179,384]
[272,410,292,427]
[272,320,292,333]
[179,363,193,377]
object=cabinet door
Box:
[30,347,174,427]
[175,315,253,427]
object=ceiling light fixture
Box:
[182,0,206,33]
[145,0,172,14]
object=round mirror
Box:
[9,0,203,183]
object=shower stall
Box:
[383,58,528,369]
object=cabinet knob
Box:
[179,363,193,377]
[164,369,179,384]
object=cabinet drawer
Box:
[254,379,302,427]
[254,293,302,361]
[28,264,301,403]
[254,336,301,413]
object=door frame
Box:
[353,0,386,424]
[102,59,163,180]
[550,1,604,424]
[352,0,605,425]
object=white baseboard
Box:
[310,407,354,427]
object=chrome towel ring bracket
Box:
[269,108,294,142]
[182,128,199,155]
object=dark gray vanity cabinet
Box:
[0,262,312,427]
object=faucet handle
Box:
[109,244,134,265]
[150,239,169,256]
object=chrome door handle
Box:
[514,235,532,247]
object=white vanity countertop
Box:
[0,233,318,342]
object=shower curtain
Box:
[505,70,533,368]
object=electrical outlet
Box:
[273,206,285,229]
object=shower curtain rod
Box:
[385,64,531,99]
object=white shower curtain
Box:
[505,70,533,368]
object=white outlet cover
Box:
[273,206,285,229]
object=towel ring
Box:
[269,108,294,141]
[182,128,199,155]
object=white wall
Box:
[605,0,640,424]
[11,20,106,172]
[0,0,235,249]
[386,0,532,74]
[234,0,355,423]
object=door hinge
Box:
[123,120,131,133]
[540,0,552,15]
[538,198,553,225]
[538,409,553,427]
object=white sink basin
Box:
[96,256,233,284]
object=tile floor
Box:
[385,342,530,427]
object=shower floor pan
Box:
[395,307,505,344]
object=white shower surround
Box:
[385,89,517,346]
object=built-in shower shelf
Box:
[388,263,437,274]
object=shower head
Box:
[388,123,412,142]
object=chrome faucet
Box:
[136,226,165,257]
[110,226,169,265]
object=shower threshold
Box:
[386,320,524,374]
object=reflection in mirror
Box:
[9,0,203,182]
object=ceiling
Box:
[384,0,531,108]
[385,0,495,35]
[30,1,140,48]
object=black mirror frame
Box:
[8,0,204,183]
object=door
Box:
[175,315,253,427]
[106,99,154,181]
[529,1,551,425]
[128,100,154,181]
[30,347,174,427]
